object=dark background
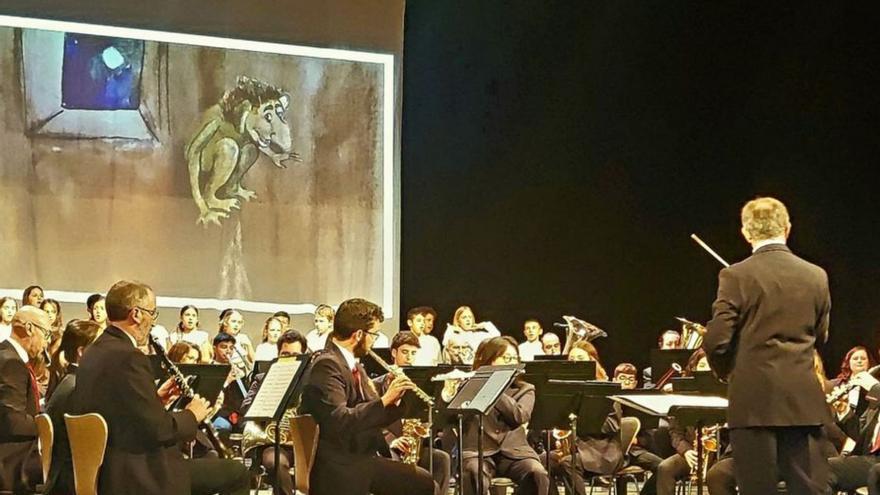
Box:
[400,2,880,375]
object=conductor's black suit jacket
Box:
[71,326,199,495]
[0,340,39,491]
[299,344,403,488]
[703,243,831,428]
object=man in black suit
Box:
[0,306,50,494]
[71,280,250,495]
[300,298,434,495]
[703,197,831,495]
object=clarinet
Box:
[149,336,233,458]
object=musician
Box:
[299,297,434,495]
[44,319,101,495]
[541,332,561,356]
[71,280,250,495]
[218,309,254,371]
[702,197,831,495]
[212,332,248,433]
[567,341,608,380]
[642,330,682,388]
[613,363,662,495]
[518,318,544,361]
[442,331,473,365]
[833,346,875,431]
[239,330,308,495]
[654,349,713,495]
[0,306,50,493]
[458,336,549,495]
[373,331,451,495]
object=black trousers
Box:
[628,449,662,495]
[389,444,451,495]
[705,457,736,495]
[189,458,251,495]
[310,454,435,495]
[655,453,690,495]
[261,446,294,495]
[829,454,880,494]
[729,426,827,495]
[463,453,550,495]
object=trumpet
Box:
[366,349,434,406]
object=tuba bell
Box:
[240,408,295,456]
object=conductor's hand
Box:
[852,371,880,392]
[186,394,212,423]
[381,375,415,407]
[683,449,698,470]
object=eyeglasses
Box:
[137,306,159,319]
[365,330,381,339]
[498,354,519,364]
[27,322,52,339]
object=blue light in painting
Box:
[61,33,144,110]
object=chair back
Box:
[64,413,108,495]
[290,414,320,494]
[619,417,641,455]
[35,413,54,482]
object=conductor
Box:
[702,197,831,495]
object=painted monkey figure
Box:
[184,76,297,226]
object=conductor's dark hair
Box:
[332,298,385,340]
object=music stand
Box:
[447,365,522,495]
[243,358,310,493]
[532,354,567,361]
[363,347,394,378]
[670,371,727,397]
[649,349,693,384]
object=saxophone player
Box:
[299,298,434,495]
[372,332,451,495]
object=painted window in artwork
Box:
[61,33,144,111]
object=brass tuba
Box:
[240,408,296,456]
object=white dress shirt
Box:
[414,334,442,366]
[518,340,543,361]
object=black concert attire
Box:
[240,372,294,495]
[460,380,550,495]
[299,343,434,495]
[655,421,696,495]
[0,339,42,494]
[828,382,880,494]
[373,372,451,495]
[71,326,250,495]
[703,243,832,495]
[44,364,77,495]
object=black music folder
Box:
[175,363,231,404]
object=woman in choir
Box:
[41,298,65,362]
[305,304,335,351]
[86,293,107,332]
[566,340,609,380]
[254,316,284,361]
[22,285,44,307]
[442,306,500,367]
[170,305,211,362]
[44,319,101,495]
[0,296,18,341]
[458,336,550,495]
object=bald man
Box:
[0,306,50,493]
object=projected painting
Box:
[0,18,395,313]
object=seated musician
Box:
[442,331,474,365]
[833,346,874,435]
[545,342,623,495]
[44,319,101,495]
[299,298,434,495]
[239,330,307,495]
[613,363,662,495]
[0,307,51,493]
[540,332,562,356]
[642,330,682,388]
[441,306,500,366]
[455,336,550,495]
[212,332,248,434]
[372,331,451,495]
[654,349,713,495]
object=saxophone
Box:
[367,349,434,466]
[690,425,720,482]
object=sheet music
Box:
[610,393,728,416]
[245,359,302,420]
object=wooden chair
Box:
[611,417,645,494]
[289,415,320,494]
[35,413,54,491]
[64,413,108,495]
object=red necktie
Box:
[25,363,41,412]
[352,367,364,399]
